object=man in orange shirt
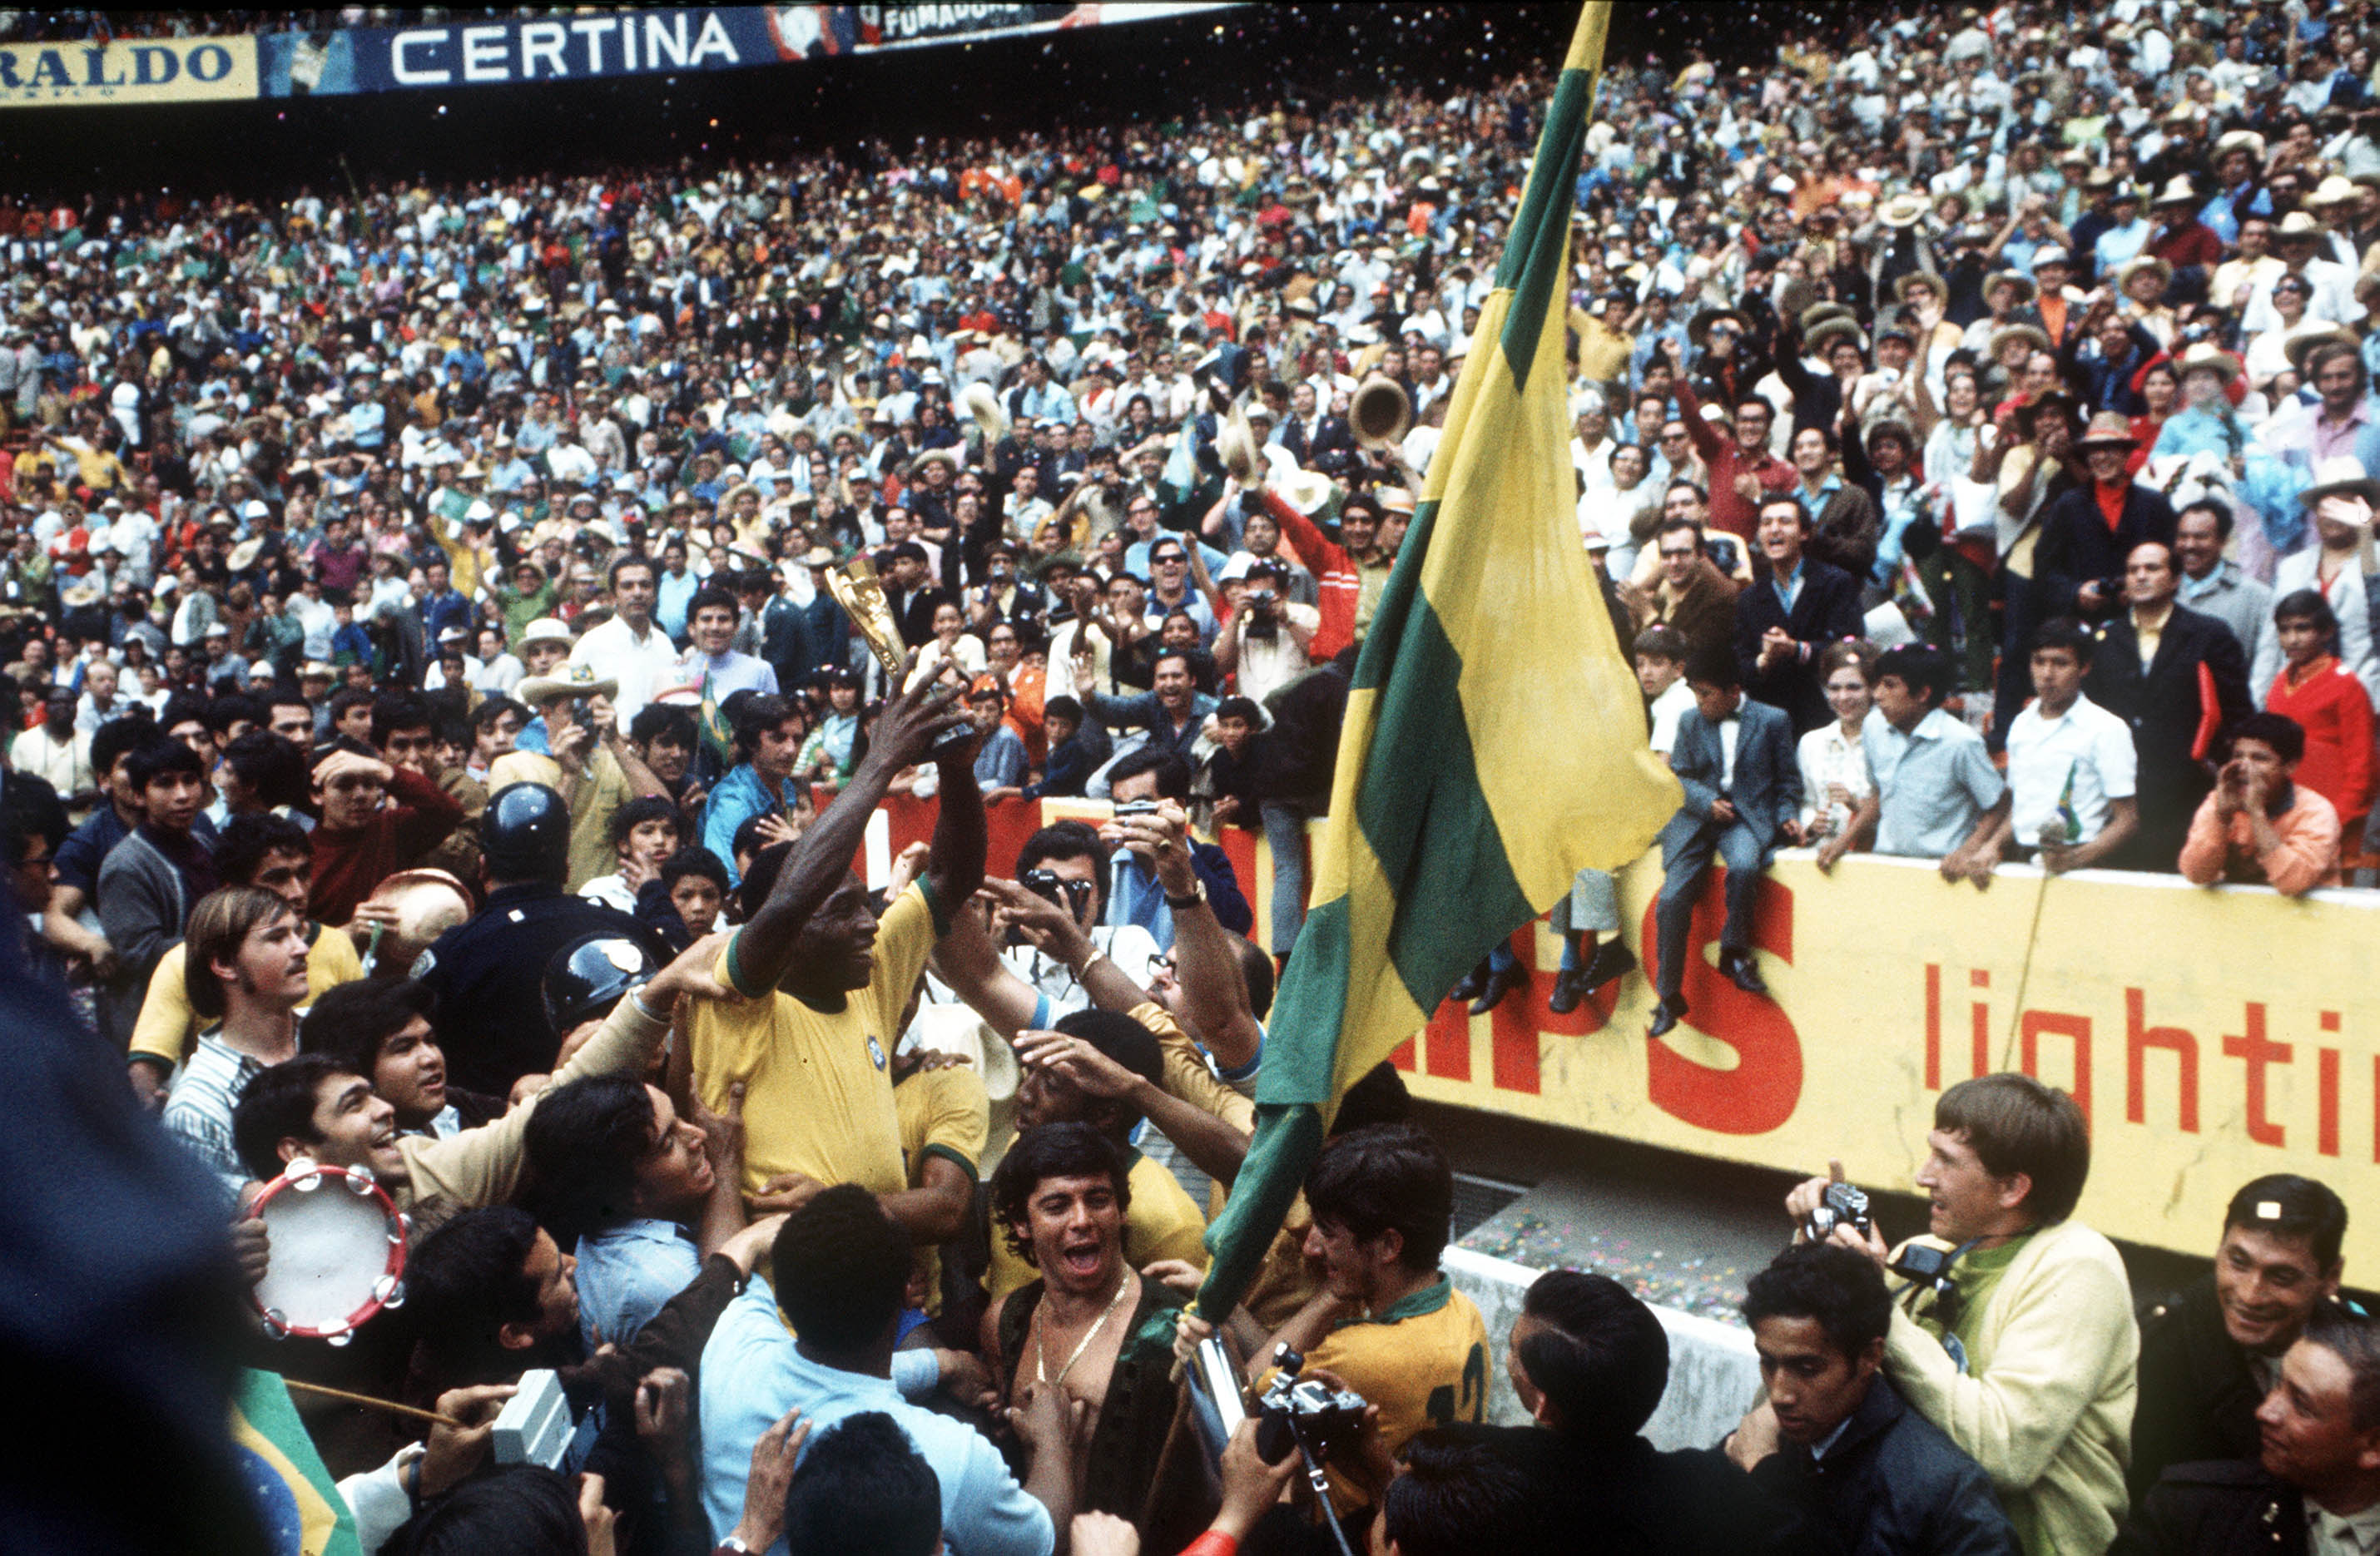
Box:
[2179,713,2340,895]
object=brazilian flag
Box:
[230,1370,364,1556]
[1195,2,1678,1318]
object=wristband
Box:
[1181,1534,1239,1556]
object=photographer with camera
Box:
[1784,1073,2137,1556]
[1215,557,1319,706]
[1727,1242,2018,1555]
[1245,1122,1489,1519]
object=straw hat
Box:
[1984,270,2038,305]
[1798,301,1857,335]
[2301,456,2380,508]
[518,617,574,651]
[2075,412,2139,449]
[2172,340,2243,389]
[1806,316,1867,354]
[517,662,618,707]
[2308,175,2360,209]
[1878,193,1930,229]
[2282,325,2359,376]
[2149,175,2199,207]
[1892,269,1946,302]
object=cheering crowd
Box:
[10,0,2380,1553]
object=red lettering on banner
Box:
[2020,1012,2091,1128]
[1390,1037,1417,1073]
[1925,964,1943,1090]
[1487,927,1542,1095]
[2126,988,2201,1133]
[1969,968,1991,1080]
[1423,999,1471,1083]
[1643,872,1802,1136]
[2224,1003,2293,1147]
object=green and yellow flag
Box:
[1196,2,1677,1317]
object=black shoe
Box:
[1546,968,1587,1015]
[1720,950,1769,996]
[1581,940,1638,994]
[1648,997,1688,1039]
[1470,960,1526,1016]
[1448,960,1490,1005]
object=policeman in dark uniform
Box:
[412,782,663,1096]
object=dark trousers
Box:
[1654,813,1768,1003]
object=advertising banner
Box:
[258,5,1230,97]
[0,35,256,107]
[873,793,2380,1273]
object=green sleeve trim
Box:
[919,1141,980,1182]
[724,929,766,1000]
[915,875,952,939]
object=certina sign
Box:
[252,6,1234,98]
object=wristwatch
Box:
[1164,880,1207,911]
[715,1540,753,1554]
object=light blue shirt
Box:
[703,762,799,887]
[697,1281,1053,1556]
[1771,557,1806,616]
[1866,706,2007,859]
[656,567,701,639]
[574,1219,702,1352]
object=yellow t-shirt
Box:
[1271,1276,1490,1512]
[897,1061,989,1317]
[129,921,364,1067]
[985,1147,1208,1306]
[687,881,941,1198]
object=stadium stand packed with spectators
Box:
[10,2,2380,1554]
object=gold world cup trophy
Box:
[824,555,975,756]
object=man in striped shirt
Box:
[159,885,312,1199]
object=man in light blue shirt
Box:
[1852,645,2010,881]
[698,1186,1064,1556]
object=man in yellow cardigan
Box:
[1785,1073,2138,1556]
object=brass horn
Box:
[1351,374,1411,450]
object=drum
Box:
[250,1160,408,1345]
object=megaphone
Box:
[1351,374,1411,450]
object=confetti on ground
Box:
[1462,1211,1750,1326]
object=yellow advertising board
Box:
[1394,852,2380,1272]
[0,36,257,107]
[874,792,2375,1272]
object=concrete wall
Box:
[1443,1246,1761,1452]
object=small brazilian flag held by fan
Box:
[697,668,736,771]
[231,1369,364,1556]
[1194,1,1680,1320]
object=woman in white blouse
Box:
[1796,640,1879,847]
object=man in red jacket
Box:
[307,746,464,929]
[1257,483,1369,665]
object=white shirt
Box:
[1715,712,1743,789]
[2004,693,2137,848]
[569,614,684,726]
[1647,679,1694,757]
[2306,1498,2380,1556]
[1796,721,1873,839]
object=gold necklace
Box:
[1034,1268,1134,1389]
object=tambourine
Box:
[250,1159,409,1345]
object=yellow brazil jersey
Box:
[984,1147,1209,1306]
[1277,1276,1489,1512]
[129,921,364,1068]
[688,880,943,1199]
[897,1062,989,1318]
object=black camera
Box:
[1244,587,1277,612]
[1805,1181,1872,1243]
[1013,868,1091,946]
[1889,1240,1966,1329]
[1254,1345,1370,1466]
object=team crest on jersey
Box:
[866,1034,887,1070]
